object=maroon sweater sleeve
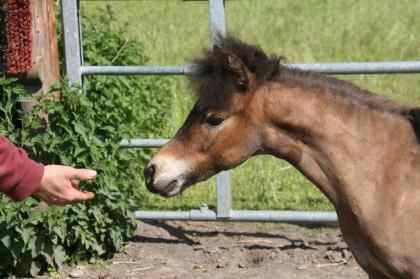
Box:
[0,136,45,201]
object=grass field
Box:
[81,0,420,211]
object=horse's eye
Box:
[205,115,224,126]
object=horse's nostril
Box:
[144,164,156,185]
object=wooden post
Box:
[22,0,60,112]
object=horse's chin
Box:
[158,180,194,197]
[157,180,182,197]
[157,171,218,198]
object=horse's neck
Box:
[260,82,418,208]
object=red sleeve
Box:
[0,136,45,201]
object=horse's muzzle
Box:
[144,164,159,194]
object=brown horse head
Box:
[144,38,280,197]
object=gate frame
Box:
[61,0,420,224]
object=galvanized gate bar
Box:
[133,210,338,224]
[83,61,420,76]
[119,139,169,148]
[61,0,83,85]
[208,0,233,219]
[209,0,226,44]
[82,65,192,75]
[291,61,420,74]
[216,171,232,218]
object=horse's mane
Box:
[189,36,414,117]
[189,37,279,110]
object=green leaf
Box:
[1,235,10,248]
[41,244,54,266]
[28,235,44,258]
[53,245,66,268]
[73,122,90,144]
[53,226,65,242]
[16,227,30,244]
[93,243,105,255]
[30,260,43,277]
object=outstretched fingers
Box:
[65,187,95,203]
[66,167,97,181]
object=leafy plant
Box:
[0,78,136,276]
[0,4,171,276]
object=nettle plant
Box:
[0,78,137,276]
[0,5,171,276]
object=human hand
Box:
[33,165,97,205]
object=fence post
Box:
[209,0,226,45]
[61,0,83,85]
[209,0,232,219]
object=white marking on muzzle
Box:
[149,155,191,190]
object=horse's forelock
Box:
[189,36,280,110]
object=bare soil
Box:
[57,221,366,279]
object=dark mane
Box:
[189,37,280,110]
[189,37,414,117]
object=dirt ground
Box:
[54,221,366,279]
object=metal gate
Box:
[60,0,420,224]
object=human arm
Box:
[0,136,44,201]
[0,136,96,204]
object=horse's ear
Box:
[227,52,256,91]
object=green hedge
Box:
[0,5,171,276]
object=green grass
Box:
[80,0,420,212]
